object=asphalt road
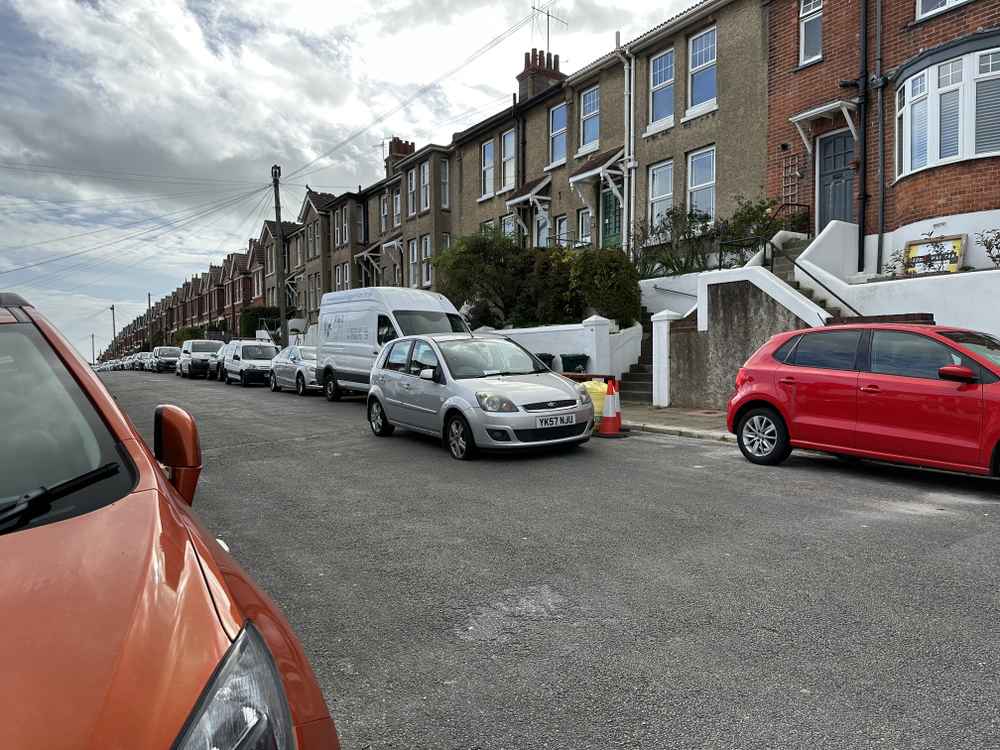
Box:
[103,371,1000,750]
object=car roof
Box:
[414,332,508,343]
[786,323,976,336]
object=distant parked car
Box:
[367,333,594,460]
[179,339,222,379]
[727,324,1000,476]
[135,352,154,371]
[151,346,180,373]
[270,345,320,396]
[223,340,278,387]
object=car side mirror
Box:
[939,364,977,383]
[154,405,202,506]
[419,368,437,381]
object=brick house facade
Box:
[296,190,336,324]
[767,0,1000,273]
[328,190,364,294]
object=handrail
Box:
[652,284,697,298]
[773,202,812,236]
[719,235,863,319]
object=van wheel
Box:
[296,374,307,396]
[324,372,341,402]
[446,414,476,461]
[368,399,394,436]
[240,372,248,387]
[737,407,791,466]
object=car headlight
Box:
[476,392,518,412]
[174,622,294,750]
[575,384,592,406]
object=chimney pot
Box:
[546,51,552,69]
[554,54,560,71]
[524,51,530,69]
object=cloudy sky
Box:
[0,0,687,360]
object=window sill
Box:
[477,193,495,203]
[419,208,432,216]
[795,56,823,71]
[681,101,718,123]
[909,0,975,26]
[575,142,600,159]
[544,159,567,172]
[642,118,675,138]
[496,186,516,197]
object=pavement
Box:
[620,404,734,442]
[104,372,1000,750]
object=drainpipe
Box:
[874,0,886,273]
[615,31,633,255]
[517,92,527,248]
[856,0,869,273]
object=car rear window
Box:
[0,326,135,535]
[156,347,180,357]
[791,330,861,371]
[191,341,222,353]
[242,345,277,359]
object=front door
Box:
[817,131,855,232]
[856,330,983,469]
[600,189,622,249]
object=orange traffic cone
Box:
[594,377,626,438]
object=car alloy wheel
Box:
[446,415,475,460]
[296,374,306,396]
[269,372,280,392]
[737,407,791,466]
[368,399,394,436]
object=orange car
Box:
[0,293,340,750]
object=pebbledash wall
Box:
[767,0,1000,274]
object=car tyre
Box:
[324,372,341,402]
[445,413,476,461]
[270,372,281,392]
[296,374,307,396]
[737,407,791,466]
[219,368,226,383]
[368,398,394,437]
[240,371,248,388]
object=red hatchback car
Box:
[727,324,1000,475]
[0,293,340,749]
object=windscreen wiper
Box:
[0,462,120,527]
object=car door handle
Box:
[401,383,412,390]
[859,384,880,393]
[778,377,796,385]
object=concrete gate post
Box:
[651,309,683,407]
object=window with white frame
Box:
[442,233,451,250]
[393,188,401,226]
[343,262,351,289]
[650,50,675,126]
[554,215,568,246]
[688,27,717,112]
[501,214,515,237]
[481,140,495,197]
[420,161,430,210]
[380,195,388,232]
[480,219,495,233]
[408,239,419,288]
[335,264,342,290]
[649,160,673,231]
[549,103,567,164]
[535,213,549,247]
[441,159,450,208]
[421,235,433,287]
[687,146,715,220]
[307,223,314,257]
[407,169,416,215]
[501,129,516,190]
[800,0,822,66]
[334,210,341,246]
[577,208,592,246]
[896,50,1000,178]
[580,86,600,150]
[917,0,974,21]
[342,206,349,243]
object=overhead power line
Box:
[0,161,267,187]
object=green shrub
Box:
[239,306,280,338]
[173,326,204,346]
[571,248,641,327]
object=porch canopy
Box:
[568,147,624,212]
[789,99,858,155]
[506,175,551,234]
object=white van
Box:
[316,287,466,401]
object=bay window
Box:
[408,239,418,288]
[421,235,433,287]
[896,49,1000,179]
[407,170,416,216]
[420,161,430,210]
[441,159,450,208]
[577,209,592,246]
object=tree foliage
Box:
[239,306,280,338]
[173,326,204,346]
[571,247,641,327]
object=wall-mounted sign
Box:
[903,234,966,275]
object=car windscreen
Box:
[393,310,468,336]
[155,347,180,357]
[242,345,277,359]
[438,339,545,379]
[0,326,135,535]
[298,347,317,360]
[191,341,222,353]
[942,331,1000,368]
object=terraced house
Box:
[295,189,337,324]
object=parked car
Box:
[0,292,340,749]
[223,340,278,387]
[179,339,223,379]
[270,345,320,396]
[152,345,181,372]
[135,352,154,371]
[727,324,1000,475]
[316,287,468,402]
[367,333,594,460]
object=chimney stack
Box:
[384,136,416,176]
[516,47,567,103]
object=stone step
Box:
[629,362,651,374]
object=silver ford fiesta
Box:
[366,333,594,459]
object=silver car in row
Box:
[269,345,320,396]
[366,333,594,459]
